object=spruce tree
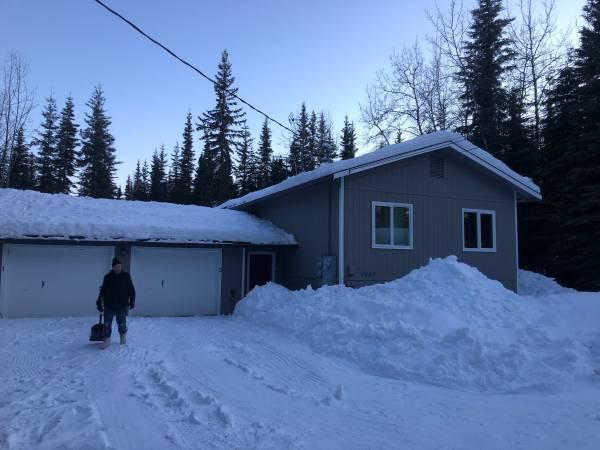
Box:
[177,112,195,203]
[116,186,123,200]
[269,156,288,186]
[168,142,181,202]
[541,0,600,290]
[78,86,118,198]
[150,145,168,202]
[54,96,79,194]
[459,0,514,157]
[340,116,358,160]
[132,160,145,201]
[8,127,35,189]
[316,112,337,163]
[197,50,246,204]
[34,95,59,193]
[124,175,133,200]
[192,129,216,206]
[257,119,273,189]
[288,103,311,175]
[234,124,255,196]
[141,160,150,200]
[307,110,318,170]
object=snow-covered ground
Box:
[1,258,599,449]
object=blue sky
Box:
[1,0,583,187]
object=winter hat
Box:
[112,257,121,267]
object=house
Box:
[220,130,541,292]
[0,189,295,318]
[0,131,541,319]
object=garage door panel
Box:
[1,245,114,318]
[130,247,221,317]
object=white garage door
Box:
[130,247,221,317]
[0,244,114,318]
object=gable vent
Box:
[429,155,445,178]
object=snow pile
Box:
[0,189,295,245]
[236,256,597,392]
[519,269,574,296]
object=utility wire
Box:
[93,0,295,134]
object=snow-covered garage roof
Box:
[0,189,296,245]
[220,130,542,209]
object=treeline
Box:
[0,50,359,207]
[123,51,359,205]
[2,85,118,198]
[362,0,600,290]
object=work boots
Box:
[100,338,111,350]
[120,333,127,345]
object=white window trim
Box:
[462,208,497,253]
[371,201,414,250]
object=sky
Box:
[0,0,584,187]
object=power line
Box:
[92,0,295,134]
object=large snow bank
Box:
[236,257,598,392]
[519,269,574,296]
[0,189,295,245]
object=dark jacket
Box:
[97,271,136,310]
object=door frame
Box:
[245,251,276,295]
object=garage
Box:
[0,244,114,318]
[130,247,222,317]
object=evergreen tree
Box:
[141,160,150,200]
[316,112,337,163]
[459,0,514,157]
[124,175,133,200]
[269,156,288,186]
[8,127,35,189]
[132,160,145,201]
[150,145,168,202]
[78,86,118,198]
[54,96,79,194]
[340,116,358,160]
[176,112,195,203]
[34,95,59,193]
[288,103,311,175]
[116,186,123,200]
[502,89,536,177]
[197,50,246,205]
[307,110,318,170]
[540,0,600,290]
[394,130,403,144]
[256,119,273,189]
[234,124,255,196]
[168,142,181,202]
[192,129,216,206]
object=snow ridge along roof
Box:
[0,189,296,245]
[220,130,541,209]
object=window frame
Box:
[462,208,497,253]
[371,201,414,250]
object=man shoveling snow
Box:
[96,258,136,349]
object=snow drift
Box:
[518,269,575,296]
[235,257,598,392]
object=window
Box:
[372,202,413,249]
[462,209,496,252]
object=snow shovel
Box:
[89,313,105,342]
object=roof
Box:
[0,189,296,245]
[220,131,542,209]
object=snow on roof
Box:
[220,130,541,209]
[0,189,296,245]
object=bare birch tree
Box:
[360,40,460,145]
[0,52,35,187]
[507,0,570,150]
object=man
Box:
[96,257,136,349]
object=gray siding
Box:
[343,150,518,290]
[221,247,243,314]
[246,181,338,289]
